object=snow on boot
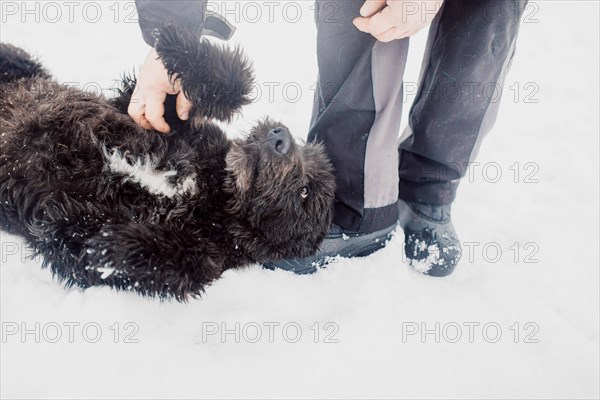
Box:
[399,200,461,277]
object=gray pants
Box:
[308,0,528,233]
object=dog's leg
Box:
[0,180,42,239]
[81,221,237,300]
[154,25,254,123]
[24,194,126,289]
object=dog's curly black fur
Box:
[0,27,335,301]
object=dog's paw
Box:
[154,25,254,122]
[83,222,223,301]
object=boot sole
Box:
[263,224,398,274]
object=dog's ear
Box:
[154,25,254,123]
[225,140,254,195]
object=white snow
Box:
[96,267,116,280]
[1,1,599,399]
[409,242,438,274]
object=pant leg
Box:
[308,0,409,233]
[398,0,528,205]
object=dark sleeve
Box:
[135,0,207,46]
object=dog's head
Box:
[225,119,335,262]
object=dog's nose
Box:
[267,127,292,155]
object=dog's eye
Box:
[300,186,309,199]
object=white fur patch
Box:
[103,147,197,198]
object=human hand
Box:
[128,48,193,134]
[353,0,444,42]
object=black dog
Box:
[0,27,335,301]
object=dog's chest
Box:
[102,147,198,199]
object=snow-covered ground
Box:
[1,1,599,398]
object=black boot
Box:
[399,199,461,277]
[262,223,397,275]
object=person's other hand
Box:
[353,0,444,42]
[128,48,193,134]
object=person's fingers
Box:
[128,87,152,130]
[171,76,182,93]
[128,100,153,131]
[138,114,153,131]
[353,16,371,33]
[127,101,146,126]
[368,6,396,35]
[375,27,404,42]
[359,0,387,17]
[176,90,193,121]
[353,6,394,36]
[145,92,170,134]
[127,85,143,115]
